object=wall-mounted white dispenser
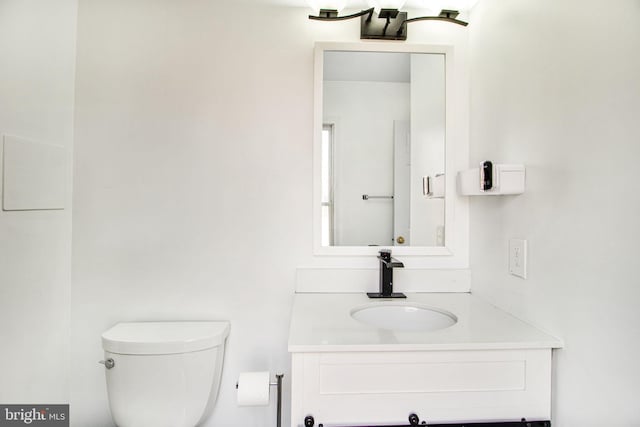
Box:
[457,163,525,196]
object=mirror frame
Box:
[312,42,468,264]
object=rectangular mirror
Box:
[322,49,445,247]
[314,42,467,258]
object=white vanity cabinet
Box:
[288,294,562,427]
[291,348,552,426]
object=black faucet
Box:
[367,249,406,299]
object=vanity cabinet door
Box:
[291,349,552,426]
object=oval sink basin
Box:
[351,303,457,332]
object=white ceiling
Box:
[247,0,432,8]
[246,0,476,12]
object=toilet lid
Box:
[102,321,230,355]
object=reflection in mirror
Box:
[321,50,445,247]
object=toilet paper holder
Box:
[236,373,284,427]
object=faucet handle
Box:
[389,258,404,268]
[377,250,404,268]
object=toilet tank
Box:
[101,321,230,427]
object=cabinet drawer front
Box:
[291,350,553,425]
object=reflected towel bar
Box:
[362,194,394,200]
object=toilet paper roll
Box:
[237,371,270,406]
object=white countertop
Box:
[288,293,563,352]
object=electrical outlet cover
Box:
[509,239,527,279]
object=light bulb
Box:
[307,0,348,14]
[435,0,479,11]
[411,0,440,15]
[415,0,444,13]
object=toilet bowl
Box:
[101,321,230,427]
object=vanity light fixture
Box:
[308,1,469,41]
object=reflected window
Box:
[321,124,334,246]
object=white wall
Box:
[0,0,77,403]
[70,1,470,425]
[468,0,640,425]
[324,80,410,246]
[71,2,313,426]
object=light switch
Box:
[509,239,527,279]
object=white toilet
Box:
[101,321,230,427]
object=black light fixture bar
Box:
[309,7,374,21]
[361,9,409,40]
[401,9,469,28]
[309,7,468,41]
[396,10,468,37]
